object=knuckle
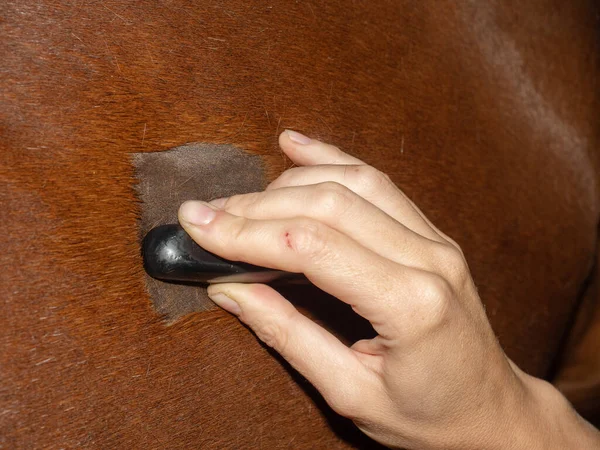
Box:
[230,216,249,243]
[447,241,466,261]
[322,373,381,421]
[276,169,294,185]
[432,243,469,287]
[325,386,364,420]
[314,182,355,218]
[239,192,265,215]
[415,273,453,325]
[438,231,465,256]
[284,221,328,260]
[217,193,239,211]
[253,320,288,353]
[349,164,391,196]
[274,167,300,187]
[444,236,463,252]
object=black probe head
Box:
[142,224,301,284]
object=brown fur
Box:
[1,0,599,447]
[133,144,267,322]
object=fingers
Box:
[206,282,375,416]
[273,133,457,244]
[210,182,440,269]
[280,130,364,166]
[269,164,443,243]
[178,201,416,333]
[273,130,458,246]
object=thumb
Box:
[207,283,372,417]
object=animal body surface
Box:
[1,1,599,447]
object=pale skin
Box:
[178,130,600,450]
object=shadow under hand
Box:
[267,284,389,450]
[278,284,377,346]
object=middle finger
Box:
[210,182,443,269]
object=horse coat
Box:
[2,0,599,447]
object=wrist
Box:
[455,361,599,450]
[506,370,600,449]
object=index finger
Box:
[178,200,417,338]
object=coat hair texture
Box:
[133,144,266,322]
[2,0,599,447]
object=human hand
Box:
[178,130,599,449]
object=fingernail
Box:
[179,200,217,226]
[208,292,241,316]
[209,197,228,208]
[285,129,312,145]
